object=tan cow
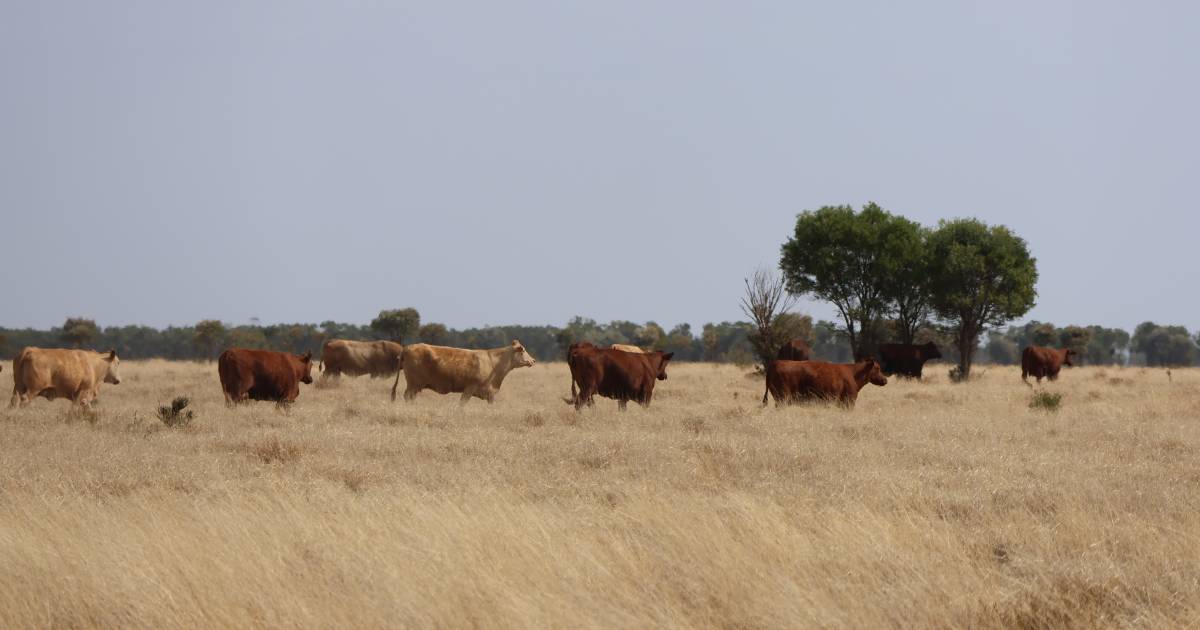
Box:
[610,344,646,354]
[320,339,403,378]
[391,340,536,404]
[10,347,122,408]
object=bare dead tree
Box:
[740,269,798,369]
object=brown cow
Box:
[320,339,403,378]
[391,341,535,404]
[218,348,314,405]
[777,338,812,361]
[763,358,887,408]
[566,343,674,411]
[878,342,942,379]
[10,347,122,408]
[1021,346,1074,384]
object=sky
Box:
[2,1,1197,333]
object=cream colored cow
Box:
[392,341,535,404]
[10,347,122,408]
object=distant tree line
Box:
[1,313,1190,368]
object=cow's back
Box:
[598,350,656,400]
[11,348,95,403]
[767,360,855,403]
[1022,346,1061,378]
[220,348,300,402]
[402,344,482,393]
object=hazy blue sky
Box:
[2,1,1196,332]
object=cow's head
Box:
[511,340,536,367]
[298,351,314,384]
[102,350,122,385]
[1063,348,1076,367]
[863,358,888,387]
[655,352,675,380]
[922,342,943,360]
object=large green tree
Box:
[780,203,928,356]
[61,317,99,348]
[418,323,449,345]
[193,319,227,361]
[927,219,1038,379]
[370,308,420,342]
[1084,326,1130,365]
[1132,322,1195,366]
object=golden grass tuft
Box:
[0,360,1199,628]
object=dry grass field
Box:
[2,359,1199,628]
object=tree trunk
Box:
[956,326,978,379]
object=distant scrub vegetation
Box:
[0,314,1191,367]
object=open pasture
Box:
[2,360,1199,628]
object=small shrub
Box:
[1029,391,1063,412]
[157,397,195,427]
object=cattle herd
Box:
[6,337,1079,411]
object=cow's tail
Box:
[390,353,404,402]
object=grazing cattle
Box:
[218,348,314,404]
[319,339,403,378]
[10,347,122,408]
[566,344,674,411]
[878,342,943,379]
[610,344,646,354]
[776,339,812,361]
[391,341,536,404]
[1022,346,1075,384]
[763,358,887,408]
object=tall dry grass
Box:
[1,360,1198,628]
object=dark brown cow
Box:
[763,359,887,408]
[1021,346,1074,384]
[566,343,673,411]
[878,342,942,379]
[777,338,812,361]
[218,348,314,404]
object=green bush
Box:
[1029,391,1062,412]
[158,397,195,427]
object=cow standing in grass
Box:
[320,340,403,378]
[763,358,887,408]
[392,341,536,405]
[566,343,674,411]
[878,342,942,379]
[1021,346,1074,385]
[219,348,314,405]
[10,347,122,409]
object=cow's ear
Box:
[107,350,117,360]
[663,352,674,361]
[301,351,312,361]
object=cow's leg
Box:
[617,399,627,412]
[459,386,475,405]
[9,383,19,408]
